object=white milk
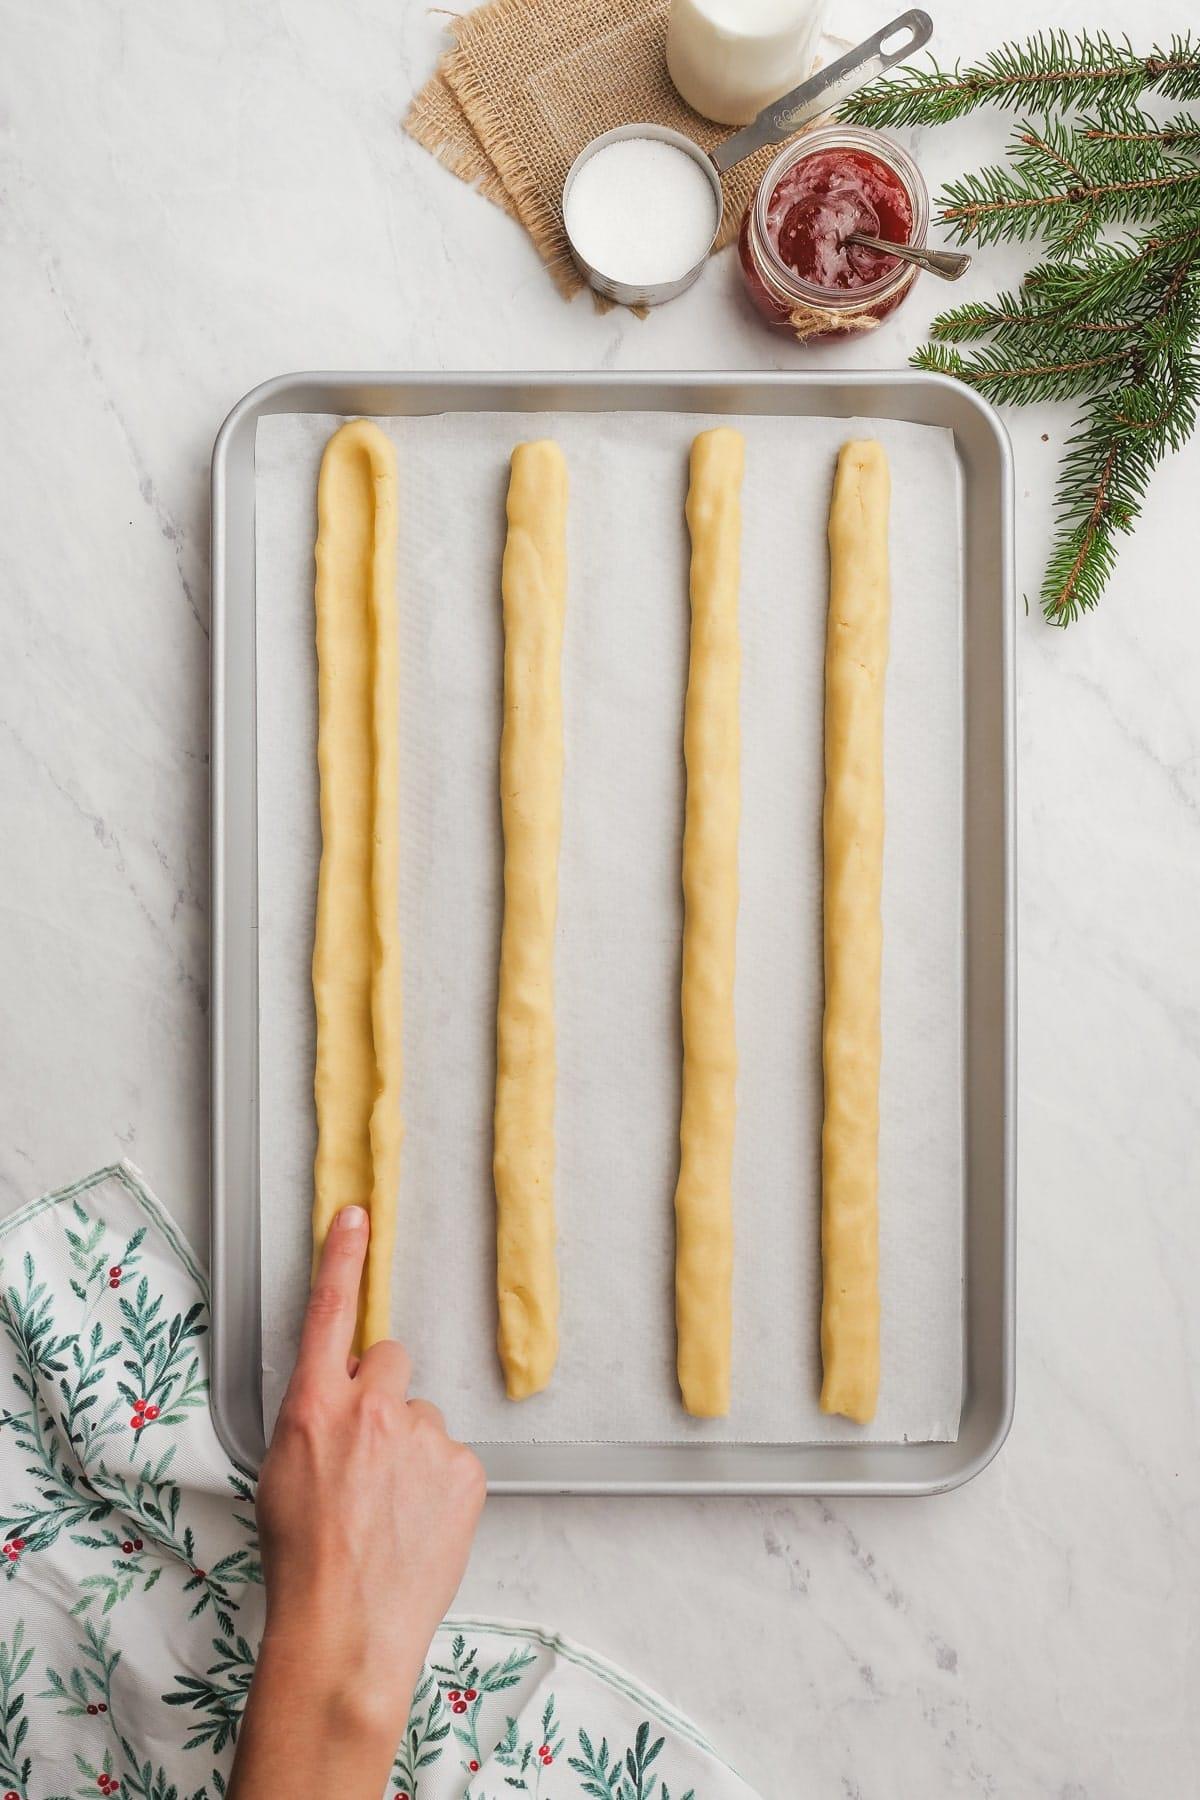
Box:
[666,0,826,126]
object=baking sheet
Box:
[254,409,963,1445]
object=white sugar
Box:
[565,137,718,287]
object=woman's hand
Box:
[229,1205,486,1800]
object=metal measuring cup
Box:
[561,9,933,308]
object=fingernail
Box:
[336,1205,368,1231]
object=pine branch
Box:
[842,31,1200,129]
[1033,218,1200,301]
[1041,414,1146,623]
[927,290,1147,345]
[928,231,1200,350]
[921,260,1200,621]
[1080,109,1200,153]
[913,338,1133,404]
[936,129,1200,252]
[1041,283,1199,620]
[841,29,1200,621]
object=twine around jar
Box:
[787,302,883,343]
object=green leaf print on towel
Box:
[0,1165,761,1800]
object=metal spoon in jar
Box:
[774,186,970,291]
[844,232,970,279]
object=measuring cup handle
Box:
[709,10,933,177]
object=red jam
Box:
[767,147,912,287]
[738,141,918,335]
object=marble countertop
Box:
[3,0,1196,1792]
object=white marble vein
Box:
[1,0,1198,1793]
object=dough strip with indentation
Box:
[310,419,403,1353]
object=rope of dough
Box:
[675,427,745,1419]
[495,440,568,1400]
[820,439,891,1425]
[310,419,403,1354]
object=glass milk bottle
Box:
[666,0,828,126]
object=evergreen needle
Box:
[844,38,1200,620]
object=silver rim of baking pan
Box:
[210,369,1015,1494]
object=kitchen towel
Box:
[405,0,836,300]
[0,1163,761,1799]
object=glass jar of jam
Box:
[737,126,929,341]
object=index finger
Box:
[295,1204,369,1380]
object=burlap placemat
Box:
[406,0,821,300]
[407,63,519,219]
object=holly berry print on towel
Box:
[1,1165,760,1800]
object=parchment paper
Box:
[255,409,964,1445]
